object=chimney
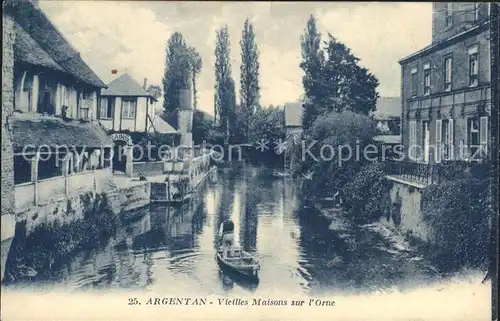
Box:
[143,78,148,90]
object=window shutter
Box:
[480,116,488,156]
[409,121,416,160]
[448,119,454,159]
[435,119,442,163]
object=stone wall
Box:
[2,12,15,223]
[386,178,430,241]
[1,10,16,282]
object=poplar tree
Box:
[214,25,236,136]
[239,18,260,137]
[162,32,191,127]
[299,15,324,130]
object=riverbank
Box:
[312,201,491,283]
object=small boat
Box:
[216,246,261,279]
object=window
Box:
[423,63,431,96]
[99,97,113,119]
[445,3,453,27]
[80,92,93,119]
[444,56,452,92]
[468,46,478,87]
[122,98,137,119]
[467,116,488,159]
[411,67,418,97]
[441,119,454,161]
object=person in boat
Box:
[218,219,235,248]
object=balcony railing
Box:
[384,160,435,186]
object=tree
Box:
[239,18,261,138]
[147,85,162,100]
[187,46,202,110]
[192,110,214,144]
[300,15,324,130]
[162,32,191,128]
[322,34,379,115]
[214,25,237,137]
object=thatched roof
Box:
[284,102,303,127]
[7,0,106,88]
[11,113,113,151]
[101,73,155,98]
[14,22,65,73]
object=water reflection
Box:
[7,163,441,295]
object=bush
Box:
[342,161,390,223]
[421,162,493,271]
[292,110,377,201]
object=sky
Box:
[40,1,433,116]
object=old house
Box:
[99,73,177,135]
[385,3,493,240]
[6,0,114,214]
[399,3,492,164]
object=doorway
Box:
[112,142,127,173]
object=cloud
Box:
[40,1,432,116]
[40,1,172,88]
[316,3,432,96]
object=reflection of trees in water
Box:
[295,206,353,290]
[213,171,237,247]
[239,167,258,251]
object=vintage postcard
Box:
[1,1,498,320]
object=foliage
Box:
[293,110,377,202]
[421,161,493,270]
[239,18,261,137]
[300,15,325,130]
[187,46,203,110]
[342,161,390,223]
[193,110,215,144]
[214,25,237,137]
[146,85,162,100]
[5,193,117,283]
[162,32,191,127]
[321,34,379,115]
[247,106,284,145]
[299,16,379,130]
[162,32,202,127]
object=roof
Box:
[149,116,178,134]
[10,113,113,150]
[101,73,155,98]
[373,135,402,144]
[373,97,401,119]
[14,22,65,73]
[7,0,106,88]
[399,21,488,64]
[284,102,303,127]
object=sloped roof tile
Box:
[101,73,154,98]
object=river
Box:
[5,164,443,296]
